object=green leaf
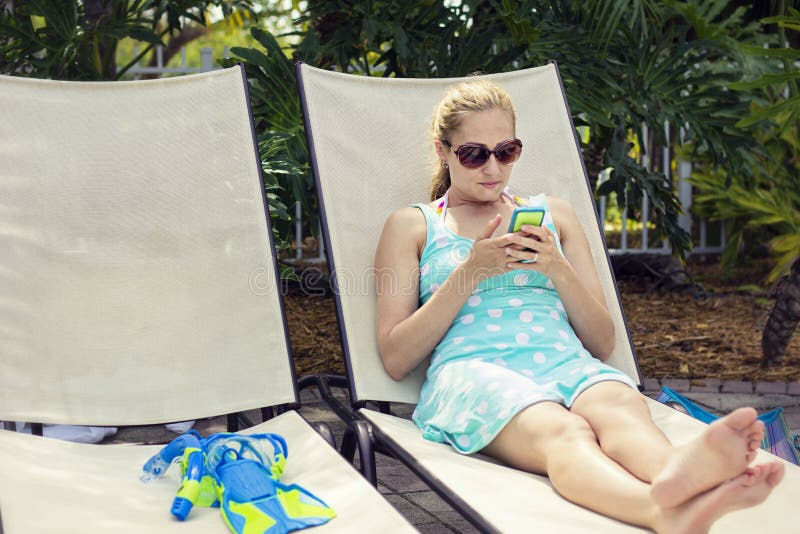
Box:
[740,44,800,60]
[737,96,800,128]
[729,71,800,91]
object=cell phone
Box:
[507,207,545,233]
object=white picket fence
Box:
[126,45,227,78]
[127,46,725,261]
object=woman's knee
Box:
[541,414,598,482]
[581,383,649,417]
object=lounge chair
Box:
[296,62,800,533]
[0,66,414,533]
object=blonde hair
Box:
[429,80,516,201]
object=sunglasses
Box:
[442,138,523,169]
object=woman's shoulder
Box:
[379,206,428,257]
[382,205,427,238]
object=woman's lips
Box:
[480,181,500,188]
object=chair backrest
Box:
[298,63,641,404]
[0,66,297,426]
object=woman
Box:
[374,80,784,533]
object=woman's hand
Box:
[504,224,568,280]
[464,215,518,283]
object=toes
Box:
[766,462,785,487]
[749,420,765,438]
[724,407,758,431]
[739,466,760,487]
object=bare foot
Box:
[657,461,785,534]
[651,407,763,508]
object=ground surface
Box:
[284,256,800,382]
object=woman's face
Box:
[436,107,516,202]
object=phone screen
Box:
[507,207,545,233]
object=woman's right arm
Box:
[375,208,508,380]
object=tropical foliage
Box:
[0,0,255,80]
[231,0,792,261]
[689,4,799,364]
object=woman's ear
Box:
[434,139,447,164]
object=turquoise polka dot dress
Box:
[411,192,637,454]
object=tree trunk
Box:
[762,257,800,366]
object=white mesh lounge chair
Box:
[0,67,414,533]
[296,62,800,533]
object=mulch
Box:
[284,257,800,382]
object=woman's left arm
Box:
[505,196,615,360]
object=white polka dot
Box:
[463,345,477,352]
[583,366,599,376]
[461,314,475,325]
[570,368,581,375]
[456,435,471,449]
[486,382,500,392]
[436,237,448,248]
[509,298,523,307]
[558,330,569,341]
[452,337,464,345]
[515,333,530,345]
[420,263,430,276]
[580,350,591,359]
[467,295,481,307]
[534,288,545,294]
[513,273,529,286]
[456,411,469,425]
[493,358,507,366]
[533,352,547,364]
[546,279,555,289]
[531,325,545,333]
[497,409,511,419]
[488,308,502,318]
[554,342,566,352]
[550,310,560,320]
[522,369,535,377]
[519,310,533,323]
[486,324,501,332]
[503,389,517,399]
[430,283,440,293]
[556,301,565,312]
[495,343,508,350]
[476,401,488,414]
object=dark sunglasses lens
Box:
[496,141,522,164]
[457,145,490,168]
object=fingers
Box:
[505,246,539,265]
[476,214,502,241]
[519,224,553,242]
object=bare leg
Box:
[482,401,782,532]
[569,381,673,482]
[570,381,765,508]
[482,401,661,528]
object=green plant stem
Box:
[114,27,171,80]
[778,0,798,98]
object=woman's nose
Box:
[483,153,501,174]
